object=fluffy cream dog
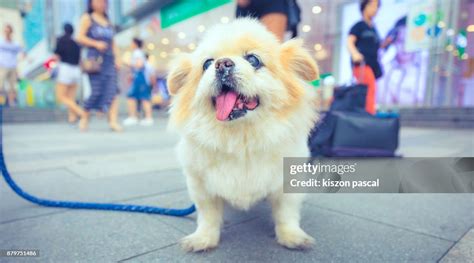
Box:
[167,18,319,252]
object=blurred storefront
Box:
[331,0,473,109]
[2,0,473,111]
[115,0,473,110]
[5,0,107,108]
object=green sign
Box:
[160,0,232,29]
[310,73,332,88]
[311,79,321,88]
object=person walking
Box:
[54,23,85,124]
[347,0,392,114]
[77,0,122,131]
[140,53,156,125]
[123,39,155,126]
[236,0,301,41]
[0,24,22,107]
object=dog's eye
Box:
[203,59,214,71]
[244,54,262,69]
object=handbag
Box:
[81,56,103,74]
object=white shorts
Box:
[0,67,17,92]
[57,63,81,85]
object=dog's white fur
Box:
[167,18,319,252]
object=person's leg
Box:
[100,73,122,131]
[67,109,75,122]
[108,96,122,132]
[0,67,7,105]
[7,69,17,106]
[81,73,104,131]
[139,99,154,126]
[353,65,377,114]
[83,74,104,110]
[66,84,79,122]
[56,82,85,121]
[56,82,68,106]
[260,13,287,42]
[142,100,152,119]
[123,97,139,126]
[123,72,140,125]
[95,63,123,131]
[127,98,137,118]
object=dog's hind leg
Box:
[269,192,314,250]
[180,175,224,252]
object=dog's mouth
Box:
[212,88,259,122]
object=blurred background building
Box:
[1,0,473,126]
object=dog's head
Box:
[167,18,318,132]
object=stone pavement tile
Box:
[2,117,169,137]
[1,168,186,223]
[66,148,180,179]
[125,190,271,235]
[0,177,64,226]
[4,146,180,175]
[440,228,474,263]
[0,168,85,214]
[399,128,474,157]
[3,126,180,174]
[305,194,474,242]
[125,204,453,262]
[399,146,473,158]
[0,209,183,262]
[400,128,474,146]
[4,137,177,164]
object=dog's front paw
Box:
[276,226,315,250]
[180,231,219,252]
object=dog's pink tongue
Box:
[216,91,238,121]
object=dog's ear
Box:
[167,54,193,96]
[280,39,319,81]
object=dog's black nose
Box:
[215,58,235,73]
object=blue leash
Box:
[0,107,195,217]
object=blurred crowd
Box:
[2,0,308,132]
[1,0,472,132]
[1,0,172,132]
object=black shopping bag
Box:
[330,83,368,112]
[309,111,400,157]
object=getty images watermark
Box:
[283,157,474,193]
[288,162,380,189]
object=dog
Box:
[167,18,319,252]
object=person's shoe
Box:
[139,118,154,126]
[123,117,138,126]
[109,122,123,132]
[68,114,78,124]
[78,116,88,132]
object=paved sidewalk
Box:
[1,115,473,262]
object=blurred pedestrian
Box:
[347,0,391,114]
[130,38,145,69]
[0,24,22,106]
[142,53,156,125]
[54,23,85,124]
[123,45,155,126]
[77,0,122,132]
[124,38,145,126]
[236,0,301,41]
